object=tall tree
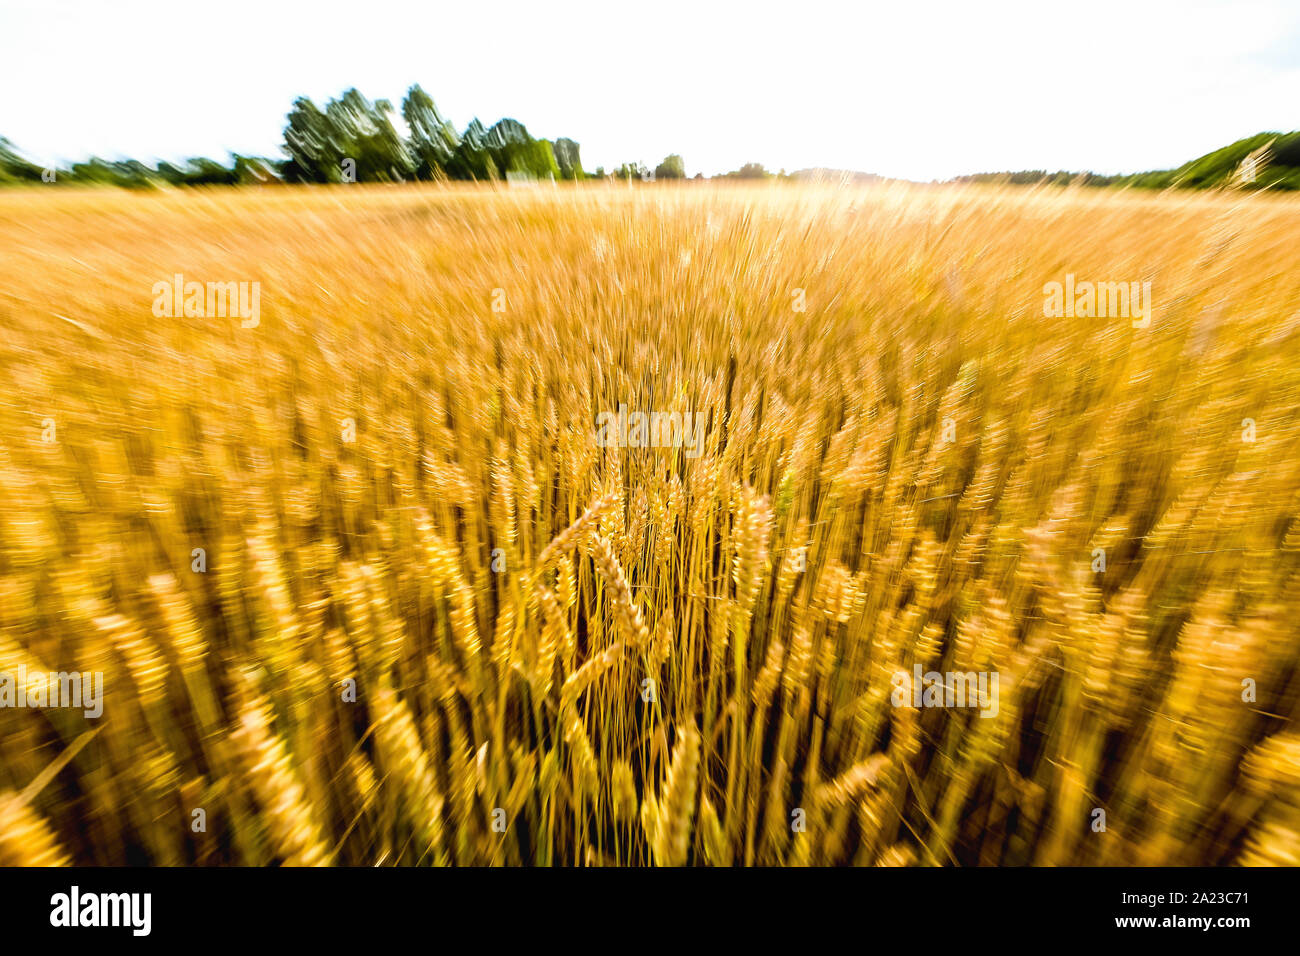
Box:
[447,118,499,180]
[281,97,335,182]
[450,118,561,181]
[553,138,584,180]
[402,84,459,180]
[325,89,412,182]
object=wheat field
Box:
[0,182,1297,866]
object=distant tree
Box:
[324,89,413,182]
[517,138,560,180]
[613,162,649,181]
[447,118,499,180]
[727,162,769,179]
[553,138,584,180]
[153,156,275,186]
[154,161,184,185]
[464,118,562,180]
[654,154,685,179]
[402,84,459,179]
[282,89,412,183]
[165,158,237,185]
[67,159,115,185]
[483,118,532,176]
[0,137,43,182]
[67,158,155,188]
[233,156,281,185]
[281,97,335,182]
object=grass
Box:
[0,181,1297,866]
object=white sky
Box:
[3,0,1298,180]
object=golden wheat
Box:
[0,182,1296,865]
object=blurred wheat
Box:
[0,182,1297,865]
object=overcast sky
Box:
[3,0,1298,180]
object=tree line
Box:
[0,85,758,188]
[281,85,584,183]
[954,131,1300,191]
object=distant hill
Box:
[955,131,1300,191]
[1150,131,1300,189]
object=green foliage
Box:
[282,97,336,183]
[721,162,770,179]
[553,138,584,180]
[9,99,1300,194]
[483,118,533,178]
[1159,131,1300,189]
[233,156,280,185]
[1,134,280,189]
[447,118,499,181]
[613,162,649,180]
[1,84,585,189]
[68,159,157,189]
[403,85,459,180]
[281,89,413,183]
[0,137,43,182]
[518,138,560,180]
[323,89,413,182]
[478,119,560,180]
[957,131,1300,192]
[157,158,238,186]
[654,154,685,179]
[280,86,583,183]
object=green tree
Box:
[474,119,561,180]
[0,137,43,182]
[553,138,584,180]
[67,158,156,188]
[233,156,280,185]
[511,137,559,181]
[614,161,649,181]
[281,97,335,182]
[447,118,499,180]
[156,157,236,185]
[654,154,685,179]
[402,85,459,180]
[324,89,412,182]
[283,89,412,183]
